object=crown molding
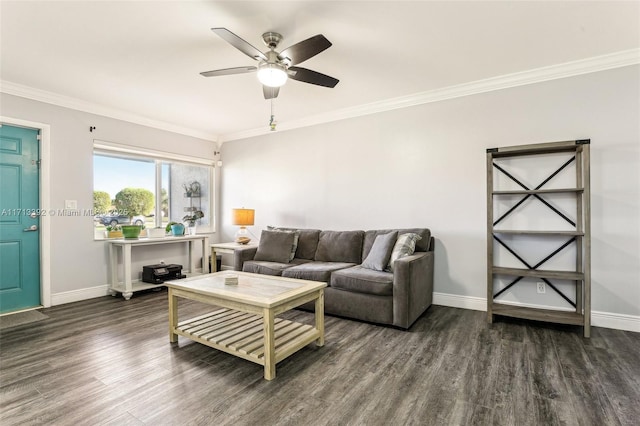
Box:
[2,49,637,144]
[220,48,640,143]
[0,80,219,142]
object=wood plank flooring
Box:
[1,289,638,425]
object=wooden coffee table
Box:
[165,271,326,380]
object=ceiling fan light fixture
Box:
[257,63,288,87]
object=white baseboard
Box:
[51,285,111,305]
[433,292,486,311]
[50,287,639,333]
[433,292,640,333]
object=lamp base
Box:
[235,236,252,245]
[235,227,251,245]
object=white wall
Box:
[1,93,217,303]
[220,66,640,324]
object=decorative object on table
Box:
[183,210,204,235]
[170,223,185,236]
[232,208,255,244]
[223,274,239,286]
[148,227,166,238]
[106,224,123,239]
[121,225,142,240]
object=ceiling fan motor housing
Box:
[262,32,283,49]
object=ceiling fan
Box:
[200,28,339,99]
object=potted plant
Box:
[106,224,123,238]
[166,221,184,236]
[183,210,204,235]
[121,224,142,239]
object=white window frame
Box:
[92,139,216,236]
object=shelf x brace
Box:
[491,156,578,308]
[492,235,577,307]
[493,156,576,227]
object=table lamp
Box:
[232,208,255,244]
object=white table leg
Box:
[109,243,117,296]
[123,244,133,300]
[202,237,210,273]
[188,240,196,274]
[210,247,217,272]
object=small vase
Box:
[171,223,185,236]
[187,225,196,235]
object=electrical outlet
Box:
[537,282,546,294]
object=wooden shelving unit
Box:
[486,140,591,337]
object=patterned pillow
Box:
[267,226,300,261]
[387,233,422,272]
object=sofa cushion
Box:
[363,228,431,258]
[388,233,422,272]
[242,261,292,276]
[267,226,300,261]
[282,262,356,283]
[254,230,296,263]
[314,230,364,263]
[361,231,397,271]
[243,258,309,276]
[331,266,394,296]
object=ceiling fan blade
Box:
[288,67,339,88]
[211,28,267,61]
[200,66,257,77]
[263,86,280,99]
[278,34,332,66]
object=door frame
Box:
[1,116,51,308]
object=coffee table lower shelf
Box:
[173,308,321,368]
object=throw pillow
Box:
[387,233,422,272]
[361,231,398,271]
[267,226,300,261]
[253,230,296,263]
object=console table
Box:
[108,235,210,300]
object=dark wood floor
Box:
[1,289,638,426]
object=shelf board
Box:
[492,303,584,325]
[493,230,584,236]
[492,266,583,281]
[174,308,319,365]
[492,188,584,195]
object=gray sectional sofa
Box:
[233,228,434,329]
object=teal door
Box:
[0,124,41,313]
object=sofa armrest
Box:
[392,250,434,329]
[233,246,258,271]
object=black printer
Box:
[142,263,186,284]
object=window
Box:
[92,141,214,239]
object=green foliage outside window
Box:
[93,190,111,214]
[114,188,154,219]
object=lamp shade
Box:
[232,208,255,226]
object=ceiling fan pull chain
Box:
[269,98,277,131]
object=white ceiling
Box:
[1,1,639,142]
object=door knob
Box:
[23,225,38,232]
